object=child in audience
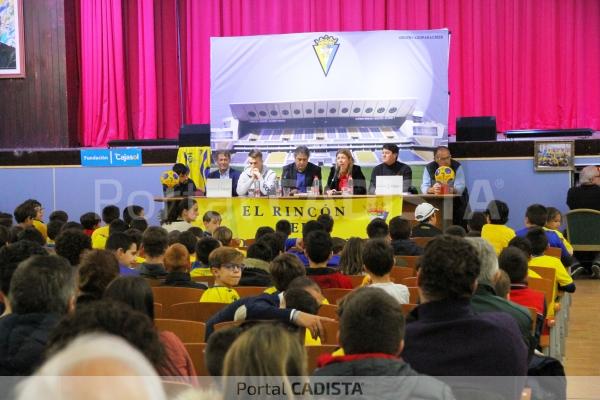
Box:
[304,230,352,289]
[275,219,292,240]
[366,218,390,239]
[545,207,574,255]
[205,326,243,377]
[255,226,275,240]
[467,211,487,237]
[80,212,101,236]
[445,225,466,237]
[129,217,148,233]
[287,220,324,266]
[284,287,322,345]
[213,226,233,246]
[494,269,511,300]
[481,200,515,255]
[363,239,410,304]
[55,229,92,266]
[13,201,36,230]
[388,216,423,256]
[191,237,221,277]
[0,212,12,228]
[91,205,120,249]
[77,249,120,304]
[331,237,346,256]
[263,253,307,294]
[526,227,575,293]
[239,242,272,287]
[175,231,198,261]
[507,236,542,280]
[316,214,334,234]
[338,237,365,275]
[162,244,207,289]
[202,211,222,237]
[26,199,47,241]
[45,220,64,248]
[412,203,442,237]
[122,205,144,227]
[162,198,199,233]
[138,227,169,279]
[106,232,140,276]
[199,247,243,303]
[49,210,68,223]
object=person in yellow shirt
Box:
[200,247,243,303]
[191,237,221,277]
[91,205,121,249]
[545,207,573,255]
[507,236,542,279]
[527,227,575,293]
[481,200,515,255]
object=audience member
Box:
[213,226,233,246]
[162,198,199,233]
[13,201,36,229]
[162,244,207,289]
[46,220,64,246]
[202,211,222,237]
[338,237,365,275]
[176,230,198,257]
[275,219,292,238]
[412,203,442,237]
[91,205,120,249]
[17,227,45,246]
[205,326,243,377]
[187,226,204,239]
[331,237,346,256]
[80,212,101,236]
[55,229,92,266]
[255,226,275,240]
[304,230,352,289]
[526,227,575,292]
[123,205,145,227]
[316,214,334,234]
[467,211,487,237]
[130,217,149,233]
[191,237,221,277]
[494,269,511,300]
[239,242,272,287]
[49,210,68,223]
[0,225,9,248]
[366,217,389,239]
[109,219,129,235]
[138,227,169,278]
[61,221,84,231]
[106,232,140,276]
[0,255,78,375]
[481,200,515,255]
[77,249,120,305]
[363,239,409,304]
[445,225,467,237]
[388,216,423,256]
[200,247,243,303]
[0,212,13,227]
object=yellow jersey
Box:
[199,287,240,304]
[33,220,47,241]
[91,225,110,249]
[543,227,573,255]
[481,224,516,255]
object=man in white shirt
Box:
[236,150,277,196]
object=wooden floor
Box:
[563,280,600,399]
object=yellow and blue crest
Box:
[313,35,339,77]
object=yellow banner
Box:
[191,196,402,239]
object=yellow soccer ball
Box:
[434,166,455,184]
[160,170,179,188]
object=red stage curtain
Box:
[80,0,600,146]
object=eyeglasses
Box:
[221,263,244,271]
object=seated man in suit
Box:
[281,146,322,195]
[208,150,241,197]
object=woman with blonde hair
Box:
[339,237,365,276]
[326,149,367,195]
[222,323,307,399]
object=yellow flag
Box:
[176,146,211,193]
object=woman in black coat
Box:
[325,149,367,195]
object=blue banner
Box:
[80,149,142,167]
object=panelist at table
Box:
[208,150,241,197]
[325,149,367,195]
[369,143,413,194]
[236,150,277,197]
[281,146,322,195]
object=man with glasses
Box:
[421,146,469,226]
[236,150,277,197]
[281,146,322,195]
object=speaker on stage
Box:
[456,116,497,142]
[179,124,211,147]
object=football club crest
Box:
[313,35,339,77]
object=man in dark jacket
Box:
[281,146,322,195]
[208,150,241,197]
[369,143,413,194]
[313,287,453,400]
[389,216,423,256]
[0,255,78,375]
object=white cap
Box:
[415,203,438,222]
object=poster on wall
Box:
[210,29,450,167]
[0,0,25,78]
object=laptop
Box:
[205,178,232,198]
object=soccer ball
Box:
[434,166,455,184]
[160,170,179,188]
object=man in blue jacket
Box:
[208,150,241,197]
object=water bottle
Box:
[347,175,354,195]
[254,180,261,197]
[312,176,320,195]
[275,177,283,197]
[247,182,255,197]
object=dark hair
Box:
[499,247,528,283]
[389,216,411,240]
[173,162,189,176]
[331,237,346,255]
[382,143,399,154]
[195,237,221,265]
[8,226,23,243]
[339,237,364,275]
[78,250,120,300]
[141,226,169,258]
[187,226,204,238]
[0,225,9,247]
[177,231,199,253]
[80,212,101,230]
[101,205,120,224]
[256,232,285,259]
[467,211,487,232]
[125,228,143,248]
[255,226,275,240]
[214,150,232,160]
[525,204,548,227]
[55,229,92,266]
[0,212,13,228]
[286,276,321,292]
[205,327,243,376]
[108,219,129,235]
[293,145,310,158]
[305,230,332,264]
[46,220,64,241]
[270,253,306,292]
[284,287,319,315]
[338,287,405,355]
[494,270,511,299]
[203,211,222,223]
[106,232,136,253]
[213,226,233,246]
[49,210,68,223]
[128,217,147,233]
[247,242,273,262]
[419,235,480,300]
[362,239,394,276]
[9,255,77,314]
[316,214,334,233]
[302,220,324,239]
[13,202,36,224]
[486,200,510,224]
[46,299,164,369]
[165,198,196,224]
[123,205,144,226]
[61,221,84,232]
[104,276,154,319]
[17,227,45,246]
[508,236,533,258]
[525,227,548,256]
[167,231,181,246]
[0,241,48,295]
[248,149,263,159]
[546,207,562,225]
[433,146,450,158]
[445,225,467,237]
[366,218,389,239]
[275,220,292,237]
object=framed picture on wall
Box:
[534,140,574,171]
[0,0,25,78]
